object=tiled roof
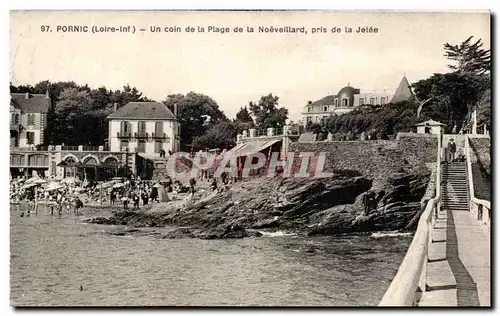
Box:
[107,102,177,120]
[10,93,51,113]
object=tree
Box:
[235,106,254,124]
[111,84,150,108]
[164,92,227,150]
[52,88,94,145]
[192,121,238,150]
[413,72,481,130]
[249,93,288,130]
[444,36,491,76]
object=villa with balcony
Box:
[107,101,181,155]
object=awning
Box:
[222,143,246,159]
[257,139,281,153]
[236,139,281,157]
[234,141,266,157]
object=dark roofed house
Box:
[10,91,51,148]
[107,101,177,120]
[107,101,181,155]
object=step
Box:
[426,260,457,290]
[419,289,458,306]
[428,239,447,262]
[431,228,447,243]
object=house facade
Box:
[301,76,413,126]
[10,91,51,148]
[107,101,180,154]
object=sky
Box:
[9,10,490,121]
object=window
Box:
[155,122,163,137]
[323,105,328,112]
[137,140,146,153]
[120,121,131,136]
[380,97,386,104]
[11,113,15,125]
[359,98,365,106]
[154,141,163,153]
[27,114,35,125]
[26,132,35,145]
[370,98,376,105]
[335,99,338,107]
[306,116,312,123]
[11,155,23,165]
[342,98,348,107]
[307,106,311,113]
[138,121,146,135]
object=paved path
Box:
[419,208,490,307]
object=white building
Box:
[10,91,51,148]
[107,101,180,154]
[301,76,413,126]
[415,119,446,135]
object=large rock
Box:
[280,176,372,218]
[85,167,430,239]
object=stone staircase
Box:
[441,162,469,212]
[418,161,472,306]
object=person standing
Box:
[189,178,196,195]
[447,138,457,163]
[133,193,140,210]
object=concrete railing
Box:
[379,133,442,306]
[465,137,491,228]
[378,195,440,306]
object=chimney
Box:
[113,103,118,112]
[173,103,178,117]
[308,101,312,105]
[25,92,29,99]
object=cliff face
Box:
[86,166,430,239]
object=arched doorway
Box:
[103,156,120,179]
[83,156,99,183]
[63,156,78,178]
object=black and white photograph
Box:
[8,9,491,307]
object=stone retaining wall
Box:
[289,138,437,188]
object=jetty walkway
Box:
[379,135,491,307]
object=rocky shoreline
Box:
[85,165,431,240]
